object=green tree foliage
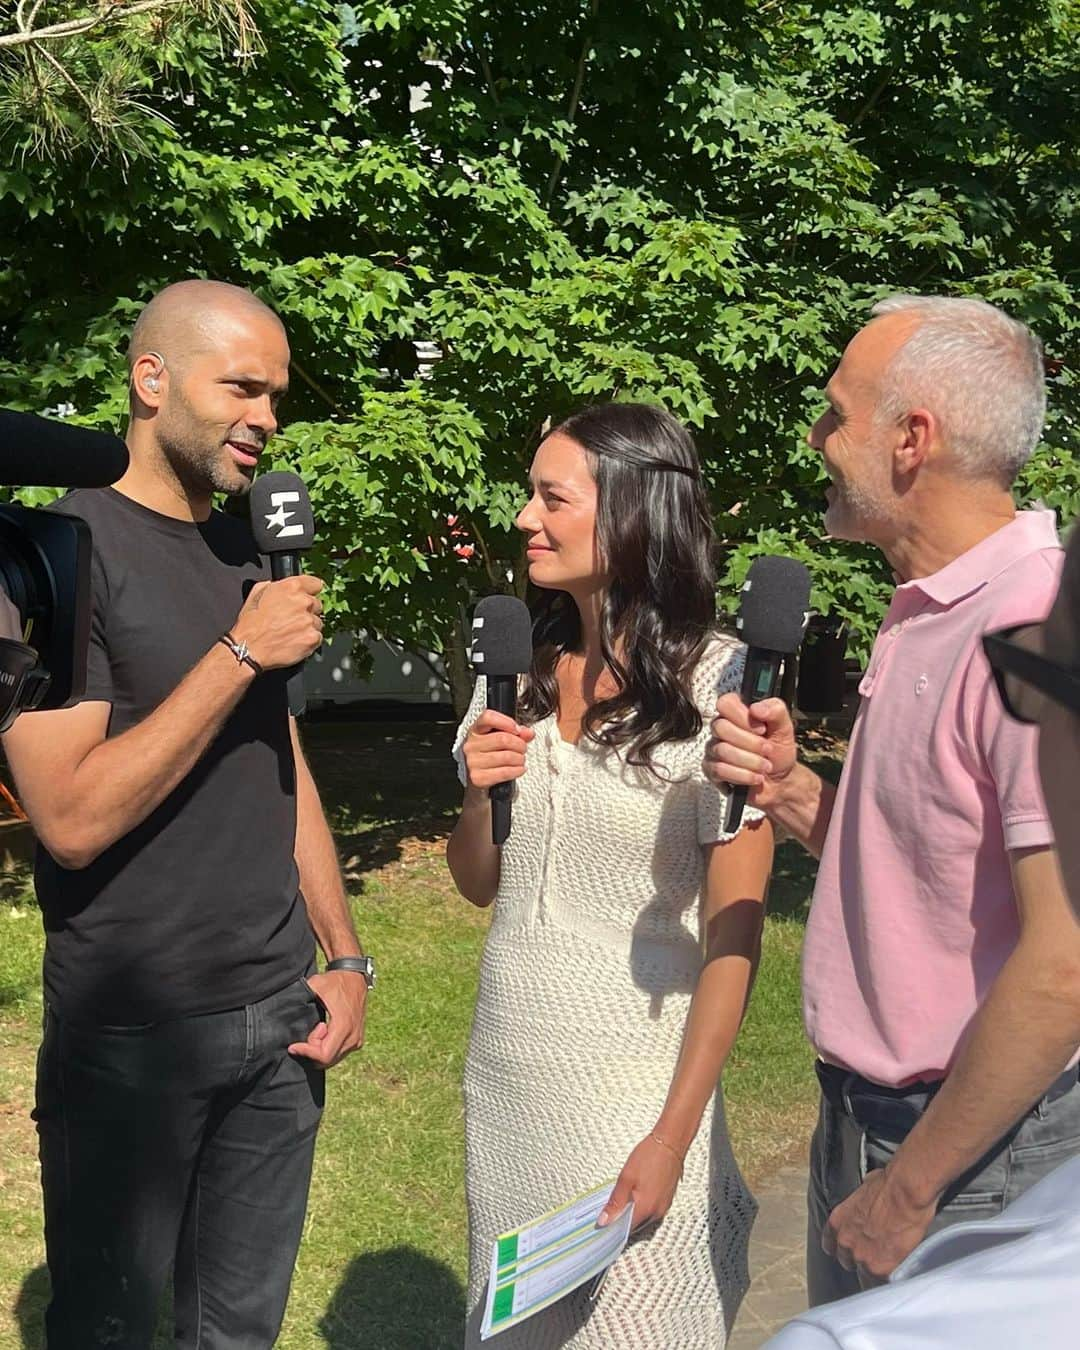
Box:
[0,0,258,158]
[1,1,1077,706]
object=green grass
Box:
[0,719,826,1350]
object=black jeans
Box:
[34,975,325,1349]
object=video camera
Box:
[0,410,128,731]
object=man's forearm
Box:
[293,730,361,961]
[768,761,836,859]
[49,644,253,867]
[885,946,1080,1209]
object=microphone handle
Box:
[725,645,786,834]
[486,675,517,847]
[269,552,308,718]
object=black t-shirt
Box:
[35,487,314,1025]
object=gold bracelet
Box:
[650,1130,685,1176]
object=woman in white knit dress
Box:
[447,403,774,1348]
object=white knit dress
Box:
[455,636,760,1348]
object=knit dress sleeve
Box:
[451,674,488,787]
[693,638,766,845]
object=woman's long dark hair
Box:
[518,402,717,774]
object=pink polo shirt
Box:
[802,510,1062,1088]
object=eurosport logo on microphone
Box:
[263,491,305,540]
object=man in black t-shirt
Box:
[3,281,371,1350]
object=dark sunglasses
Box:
[982,624,1080,724]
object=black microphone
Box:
[0,410,128,487]
[725,555,812,833]
[470,595,533,847]
[249,471,317,718]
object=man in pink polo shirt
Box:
[705,294,1080,1306]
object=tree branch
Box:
[512,534,530,599]
[463,512,504,592]
[290,357,344,416]
[34,39,94,111]
[2,1,177,48]
[544,0,600,207]
[851,71,892,129]
[471,37,499,106]
[1,0,255,51]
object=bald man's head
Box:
[128,280,285,382]
[127,280,290,499]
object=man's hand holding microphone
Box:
[228,573,325,674]
[702,556,833,859]
[704,689,837,861]
[704,693,799,809]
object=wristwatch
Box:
[326,955,376,989]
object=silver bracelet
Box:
[218,631,263,676]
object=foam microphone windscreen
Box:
[470,595,533,676]
[736,556,812,653]
[249,471,316,554]
[0,410,128,487]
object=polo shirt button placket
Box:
[860,616,913,698]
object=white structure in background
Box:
[414,340,442,377]
[303,633,450,707]
[408,61,453,116]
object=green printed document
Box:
[480,1181,635,1340]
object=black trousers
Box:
[34,976,325,1349]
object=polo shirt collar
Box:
[902,508,1059,607]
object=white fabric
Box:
[765,1153,1080,1349]
[455,635,762,1347]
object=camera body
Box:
[0,503,93,721]
[0,409,129,731]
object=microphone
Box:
[0,410,128,487]
[470,595,533,847]
[249,471,316,718]
[725,555,812,833]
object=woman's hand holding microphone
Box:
[461,711,535,801]
[448,711,534,907]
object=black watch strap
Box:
[326,955,375,988]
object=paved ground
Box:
[728,1166,809,1349]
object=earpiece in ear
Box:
[140,351,166,397]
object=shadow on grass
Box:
[14,1263,47,1348]
[0,861,41,1011]
[0,864,36,907]
[302,721,461,887]
[768,842,818,924]
[318,1245,466,1349]
[0,986,36,1012]
[14,1249,466,1349]
[334,818,455,889]
[764,723,847,924]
